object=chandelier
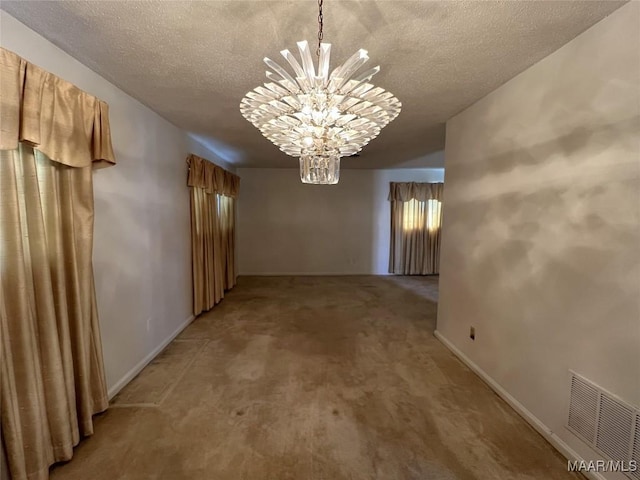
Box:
[240,0,401,184]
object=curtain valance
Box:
[388,182,444,202]
[0,48,116,169]
[186,154,240,197]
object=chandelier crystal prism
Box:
[239,3,401,184]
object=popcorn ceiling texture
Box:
[0,0,625,169]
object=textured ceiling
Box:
[0,1,626,169]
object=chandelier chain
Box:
[317,0,324,57]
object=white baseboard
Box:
[238,272,391,276]
[433,330,606,480]
[107,314,195,400]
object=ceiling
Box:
[1,1,625,169]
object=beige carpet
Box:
[51,276,581,480]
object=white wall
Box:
[437,3,639,479]
[0,11,229,397]
[237,165,444,275]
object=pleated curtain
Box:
[219,194,237,290]
[389,182,444,275]
[186,154,239,316]
[0,48,116,480]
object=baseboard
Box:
[238,272,391,276]
[107,314,195,400]
[433,330,606,480]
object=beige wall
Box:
[437,3,639,477]
[0,12,231,398]
[237,165,444,275]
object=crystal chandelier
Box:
[240,0,401,184]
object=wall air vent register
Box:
[568,371,639,480]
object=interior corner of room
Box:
[1,1,638,480]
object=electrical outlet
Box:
[469,326,475,340]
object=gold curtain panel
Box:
[0,47,116,168]
[186,154,240,197]
[388,182,444,202]
[389,182,444,275]
[1,146,110,480]
[186,154,238,316]
[1,48,116,479]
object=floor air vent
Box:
[567,372,639,480]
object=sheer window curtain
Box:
[186,155,239,316]
[389,182,444,275]
[0,48,116,480]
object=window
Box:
[216,193,224,216]
[389,182,443,275]
[402,198,442,232]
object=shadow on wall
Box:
[440,113,640,397]
[446,115,639,192]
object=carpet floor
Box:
[51,276,581,480]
